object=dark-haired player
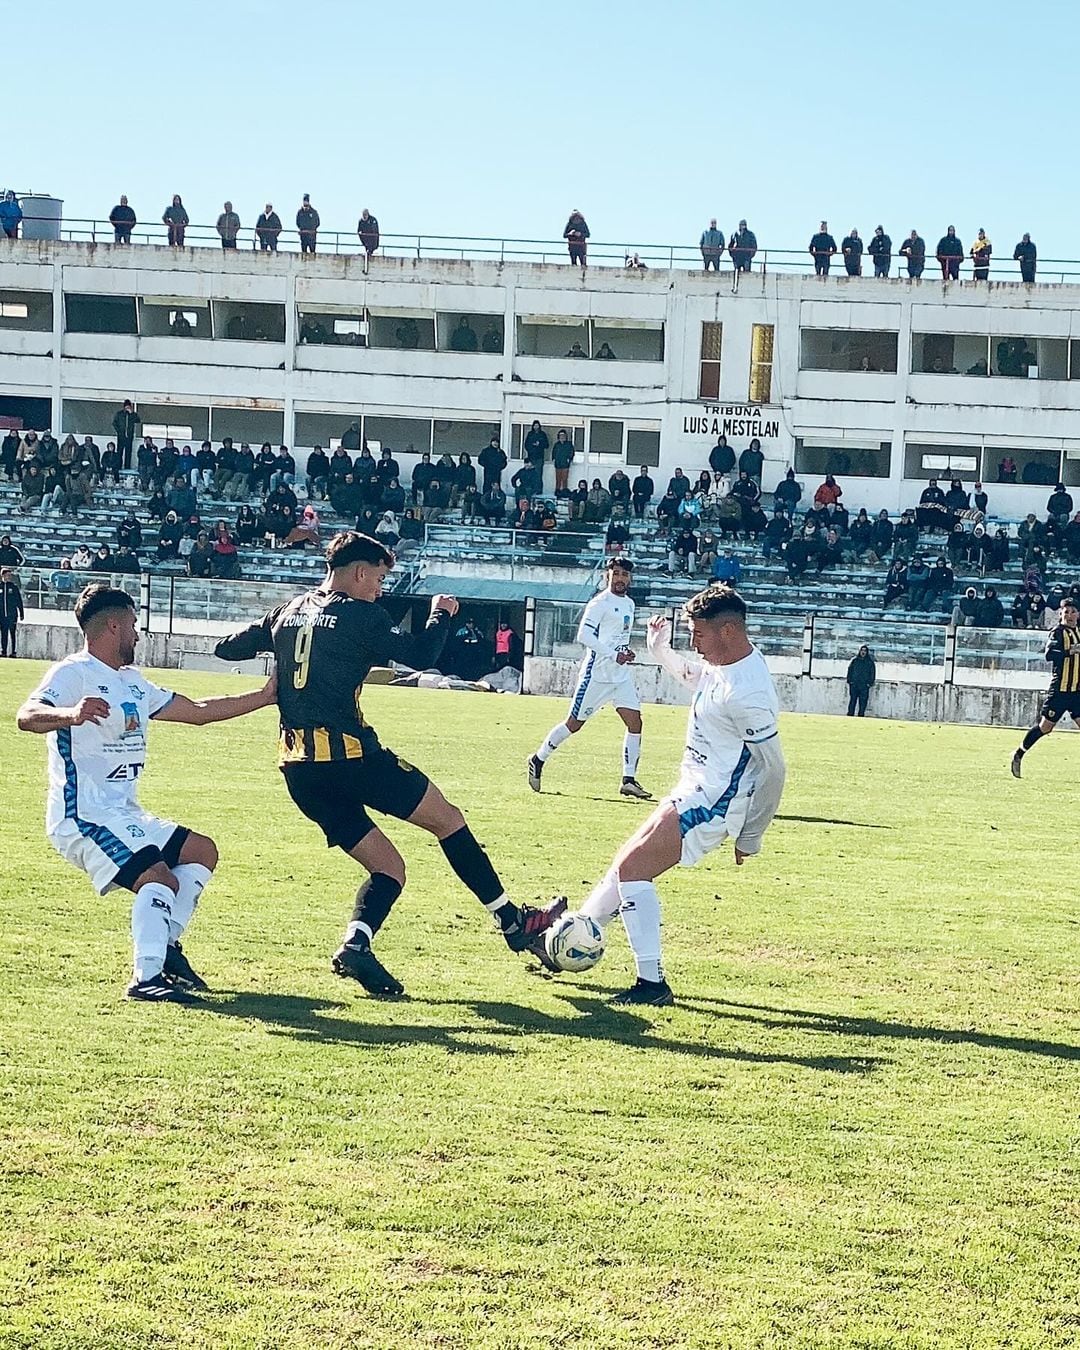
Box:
[528,556,651,799]
[1011,596,1080,778]
[215,531,563,997]
[569,585,786,1005]
[16,584,277,1003]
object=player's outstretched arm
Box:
[16,695,110,734]
[379,596,456,670]
[153,671,277,727]
[214,613,275,662]
[646,615,701,689]
[733,735,786,864]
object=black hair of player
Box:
[74,584,136,632]
[605,555,634,572]
[684,584,747,625]
[325,530,395,572]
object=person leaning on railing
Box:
[109,196,136,244]
[163,195,189,246]
[899,230,926,278]
[936,225,963,280]
[700,219,725,271]
[728,220,757,271]
[256,204,282,252]
[1013,232,1037,283]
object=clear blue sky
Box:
[10,0,1077,257]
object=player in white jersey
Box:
[16,584,276,1004]
[528,557,652,799]
[568,585,786,1005]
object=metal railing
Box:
[6,215,1080,284]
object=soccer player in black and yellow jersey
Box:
[215,531,564,994]
[1011,597,1080,778]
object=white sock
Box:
[346,920,374,943]
[131,882,174,982]
[536,722,572,762]
[168,863,212,943]
[579,870,622,929]
[618,879,663,983]
[622,732,642,779]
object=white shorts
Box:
[49,808,183,895]
[568,655,640,722]
[665,776,752,867]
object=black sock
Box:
[440,825,519,930]
[349,873,403,940]
[1020,726,1044,753]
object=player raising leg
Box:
[572,586,786,1005]
[1011,597,1080,777]
[215,530,564,997]
[528,556,651,800]
[16,584,277,1003]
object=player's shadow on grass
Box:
[775,814,891,829]
[681,997,1080,1062]
[201,991,880,1074]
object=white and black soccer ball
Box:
[544,912,605,973]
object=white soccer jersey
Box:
[679,647,779,792]
[576,589,635,669]
[31,652,175,835]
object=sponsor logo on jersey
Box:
[120,702,141,735]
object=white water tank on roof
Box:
[20,194,62,241]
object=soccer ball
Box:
[544,912,605,973]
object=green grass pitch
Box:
[0,660,1077,1350]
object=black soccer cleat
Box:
[619,778,653,800]
[523,897,571,971]
[1010,750,1023,779]
[126,974,200,1005]
[332,936,405,998]
[503,896,568,954]
[163,941,210,992]
[527,755,543,793]
[609,977,675,1008]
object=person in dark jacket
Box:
[773,468,802,517]
[809,222,837,275]
[762,509,792,560]
[841,228,863,276]
[956,586,979,626]
[969,229,992,281]
[0,567,23,656]
[256,204,282,251]
[109,196,136,244]
[0,535,25,568]
[847,509,873,559]
[478,437,507,491]
[552,430,575,496]
[700,219,725,270]
[235,504,260,545]
[112,399,141,470]
[868,226,892,277]
[563,210,590,266]
[305,446,330,499]
[883,559,908,608]
[728,220,757,272]
[357,209,380,256]
[924,558,955,613]
[906,556,930,609]
[511,462,542,501]
[899,230,926,278]
[709,436,736,477]
[944,479,970,515]
[163,195,188,246]
[410,452,435,504]
[631,470,654,519]
[739,439,764,482]
[116,512,143,552]
[0,190,22,238]
[1047,483,1073,523]
[296,195,320,253]
[936,226,963,280]
[480,483,507,524]
[867,510,894,561]
[974,587,1004,628]
[917,479,948,531]
[846,645,875,716]
[1013,233,1037,284]
[523,421,549,469]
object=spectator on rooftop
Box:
[809,222,837,276]
[631,468,654,518]
[846,646,875,716]
[709,435,736,477]
[880,558,907,607]
[450,317,479,352]
[868,226,892,278]
[357,209,380,257]
[841,228,863,276]
[1013,233,1037,284]
[524,421,549,470]
[256,204,282,251]
[0,190,22,239]
[217,203,242,250]
[479,436,507,491]
[552,430,575,497]
[728,220,757,272]
[624,253,646,272]
[163,195,188,247]
[900,230,926,279]
[563,210,590,267]
[109,195,136,244]
[1047,483,1073,523]
[739,438,765,483]
[296,194,320,253]
[700,219,725,271]
[814,474,842,507]
[969,228,992,281]
[936,226,963,280]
